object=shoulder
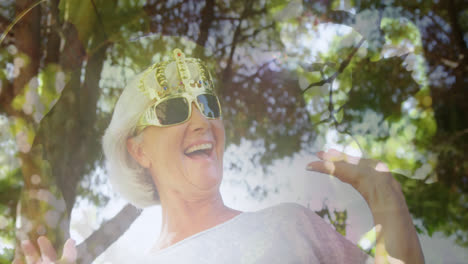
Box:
[262,204,373,263]
[270,202,308,211]
[255,203,350,247]
[250,202,326,230]
[260,202,321,220]
[260,202,309,213]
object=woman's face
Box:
[133,103,225,198]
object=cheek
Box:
[144,134,180,163]
[214,121,225,142]
[214,121,225,158]
[146,137,184,180]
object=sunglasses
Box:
[135,91,222,133]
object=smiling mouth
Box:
[184,143,214,158]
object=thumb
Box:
[61,239,77,263]
[13,247,25,264]
[306,160,337,175]
[12,257,24,264]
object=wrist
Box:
[360,174,406,212]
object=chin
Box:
[191,169,223,191]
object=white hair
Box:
[102,71,158,208]
[102,60,204,208]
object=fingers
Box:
[16,238,76,264]
[61,238,77,263]
[312,149,383,170]
[307,160,361,185]
[19,237,75,264]
[37,236,58,263]
[306,160,336,174]
[20,240,40,264]
[306,149,376,185]
[316,149,348,162]
[12,253,25,264]
[13,247,25,264]
[318,149,368,165]
[12,258,24,264]
[307,149,393,188]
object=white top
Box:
[144,203,373,263]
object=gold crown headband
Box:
[138,48,215,101]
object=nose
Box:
[188,102,210,132]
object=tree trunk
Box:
[12,0,59,259]
[76,204,142,264]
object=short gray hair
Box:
[102,71,159,208]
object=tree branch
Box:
[194,0,215,57]
[237,23,275,43]
[310,116,331,129]
[214,23,275,55]
[0,13,11,27]
[302,37,365,94]
[0,80,14,115]
[13,0,42,94]
[303,0,355,26]
[221,0,255,92]
[447,0,468,59]
[76,204,142,264]
[213,15,241,21]
[44,0,60,65]
[234,59,276,81]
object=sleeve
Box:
[295,204,374,264]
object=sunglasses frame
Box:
[134,91,222,134]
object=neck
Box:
[153,189,241,251]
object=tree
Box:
[0,0,466,263]
[300,0,468,246]
[0,0,297,262]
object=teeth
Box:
[185,143,213,154]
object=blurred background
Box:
[0,0,467,263]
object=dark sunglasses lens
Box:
[197,94,221,118]
[155,97,189,125]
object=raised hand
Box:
[13,236,77,264]
[306,148,400,203]
[306,149,425,264]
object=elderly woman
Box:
[17,49,424,264]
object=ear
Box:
[126,137,151,168]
